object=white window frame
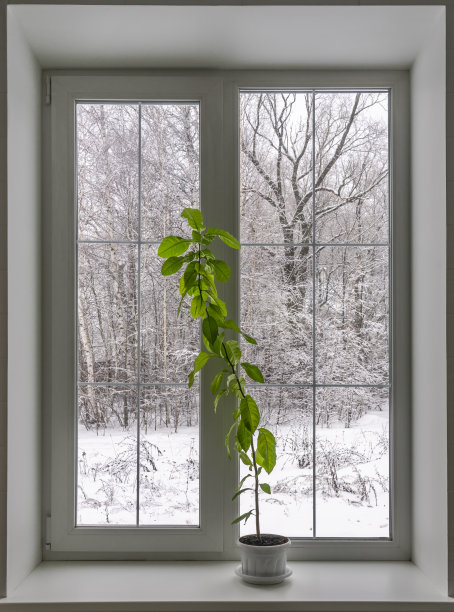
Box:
[43,70,410,561]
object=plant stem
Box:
[197,244,202,297]
[222,342,261,543]
[249,436,261,542]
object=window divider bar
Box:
[77,381,194,387]
[76,381,390,388]
[78,240,390,247]
[311,90,317,540]
[136,102,143,528]
[241,242,389,248]
[246,383,391,388]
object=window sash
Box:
[46,75,228,553]
[44,71,410,559]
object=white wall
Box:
[6,9,42,593]
[411,9,447,593]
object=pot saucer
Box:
[235,564,292,585]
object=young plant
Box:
[158,208,276,542]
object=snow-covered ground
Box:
[77,407,389,538]
[240,407,389,537]
[77,426,199,526]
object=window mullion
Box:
[311,89,317,539]
[136,102,142,527]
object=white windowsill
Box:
[0,561,453,611]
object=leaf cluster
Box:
[158,208,277,534]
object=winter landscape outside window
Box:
[75,89,390,538]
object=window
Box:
[44,71,410,559]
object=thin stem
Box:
[197,244,202,297]
[222,342,261,542]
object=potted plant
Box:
[158,208,291,584]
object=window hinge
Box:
[45,515,51,550]
[45,76,51,105]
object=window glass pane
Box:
[139,386,199,526]
[314,92,389,244]
[77,104,139,241]
[78,244,138,384]
[140,245,199,384]
[315,387,389,537]
[239,387,314,538]
[240,92,313,245]
[141,103,200,241]
[315,246,389,385]
[240,246,313,384]
[77,385,138,525]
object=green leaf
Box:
[193,352,213,373]
[241,362,264,383]
[183,262,198,289]
[220,319,241,333]
[222,340,241,366]
[211,372,223,395]
[257,428,277,474]
[231,510,253,525]
[188,370,195,388]
[239,451,252,466]
[226,373,237,388]
[212,332,225,357]
[211,295,227,316]
[242,333,257,345]
[177,292,187,317]
[202,333,212,353]
[237,473,253,490]
[231,377,245,399]
[158,236,191,258]
[206,227,241,249]
[214,388,228,412]
[161,256,184,276]
[260,483,271,494]
[201,235,215,245]
[192,230,203,243]
[237,421,252,452]
[202,315,218,345]
[240,395,260,433]
[200,271,217,296]
[181,208,205,231]
[225,420,238,458]
[179,275,187,297]
[212,259,231,282]
[207,304,225,324]
[200,249,215,261]
[191,295,206,319]
[232,487,253,501]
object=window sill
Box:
[0,561,453,611]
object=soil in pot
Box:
[239,534,288,546]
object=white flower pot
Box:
[236,534,292,584]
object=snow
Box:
[77,406,389,539]
[77,425,199,526]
